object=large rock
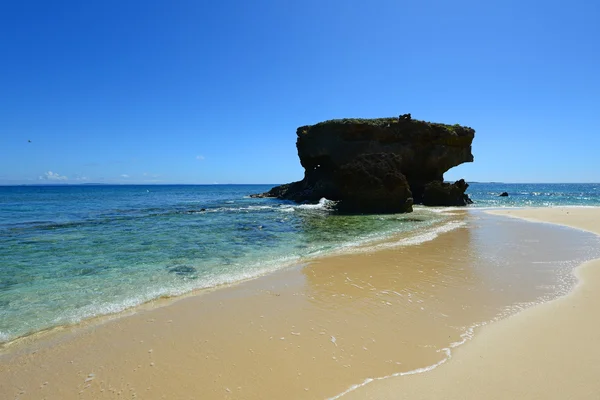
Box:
[334,153,413,213]
[253,117,475,213]
[422,179,473,206]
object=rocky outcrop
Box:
[253,117,475,213]
[499,192,509,197]
[333,153,413,213]
[422,179,473,206]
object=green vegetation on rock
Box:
[298,117,474,138]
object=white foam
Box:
[328,254,595,400]
[14,254,308,345]
[203,200,347,214]
[278,205,296,213]
[297,197,337,210]
[204,205,278,213]
[24,217,459,344]
[421,206,467,213]
[0,209,457,345]
[328,220,466,256]
[327,322,485,400]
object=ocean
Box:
[1,182,599,344]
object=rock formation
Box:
[499,192,509,197]
[333,153,414,213]
[252,117,475,213]
[422,179,473,206]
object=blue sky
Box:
[1,0,598,185]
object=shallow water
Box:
[0,185,446,342]
[1,183,599,344]
[2,211,599,400]
[320,212,600,398]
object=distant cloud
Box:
[121,174,130,178]
[39,171,68,181]
[196,155,205,161]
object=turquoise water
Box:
[0,185,447,343]
[1,183,599,343]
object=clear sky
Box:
[1,0,598,185]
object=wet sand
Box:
[344,207,600,399]
[1,209,598,399]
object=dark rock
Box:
[334,153,413,213]
[422,179,473,206]
[253,117,475,213]
[499,192,509,197]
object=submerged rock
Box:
[167,265,197,276]
[499,192,509,197]
[253,117,475,213]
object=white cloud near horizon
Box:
[196,155,205,161]
[121,174,130,178]
[39,171,68,181]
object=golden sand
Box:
[344,207,600,399]
[0,208,598,399]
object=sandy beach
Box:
[345,207,600,399]
[3,0,597,397]
[1,207,599,399]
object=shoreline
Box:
[0,209,460,349]
[343,206,600,399]
[1,207,598,399]
[1,205,591,348]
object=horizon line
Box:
[1,182,600,187]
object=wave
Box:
[0,202,312,232]
[297,198,337,210]
[319,220,466,257]
[0,253,306,345]
[326,322,483,400]
[0,211,455,345]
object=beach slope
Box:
[345,207,600,399]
